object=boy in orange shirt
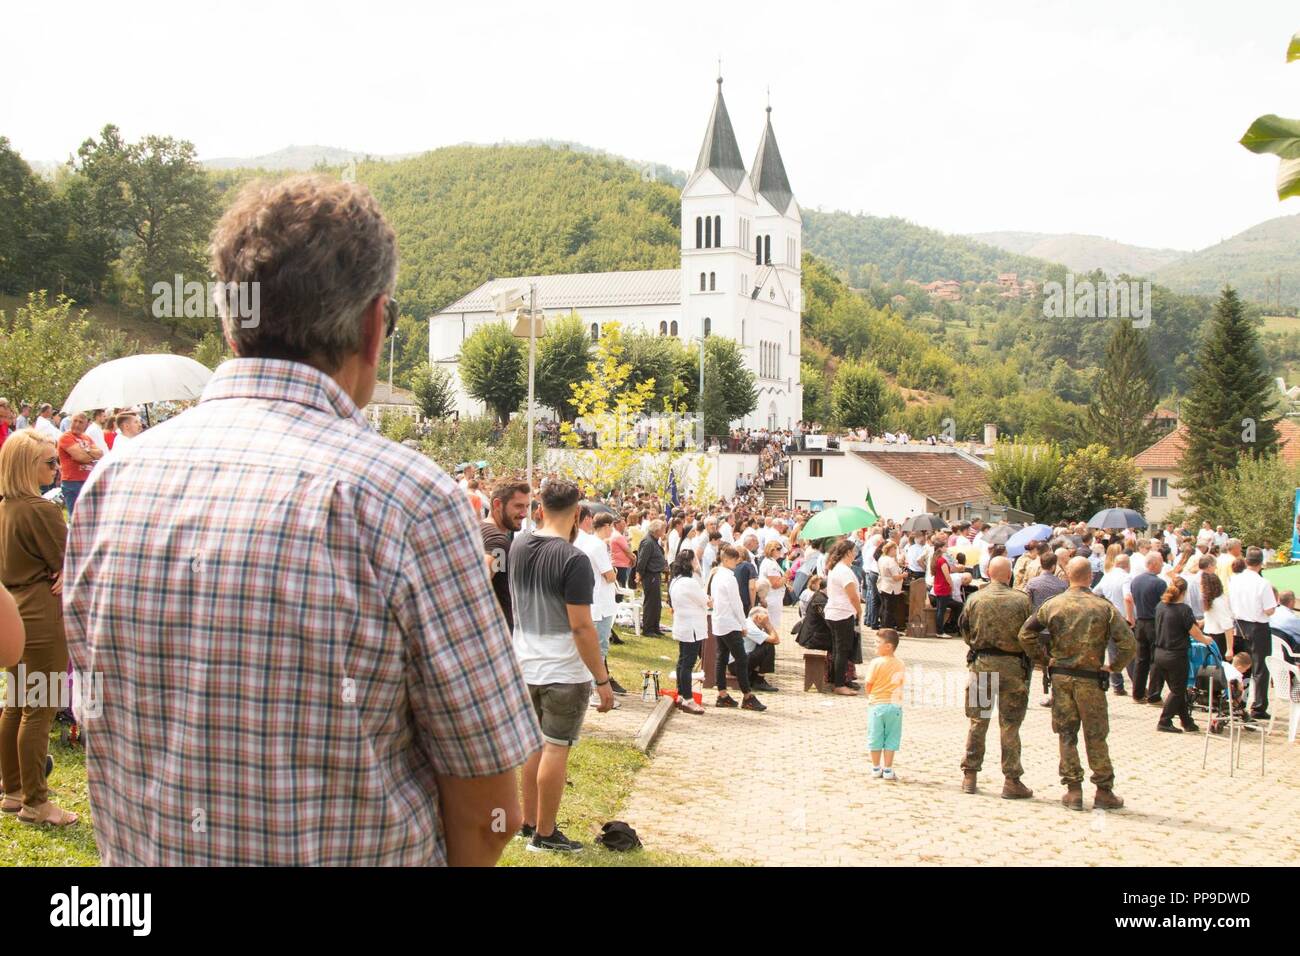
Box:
[864,628,906,780]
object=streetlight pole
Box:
[388,327,398,399]
[526,282,537,495]
[698,332,705,449]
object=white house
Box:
[429,75,803,430]
[784,444,994,523]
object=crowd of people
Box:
[1,173,1294,866]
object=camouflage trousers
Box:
[961,655,1028,779]
[1051,674,1114,788]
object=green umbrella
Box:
[1262,563,1300,592]
[798,504,878,540]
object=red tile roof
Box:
[1133,420,1300,469]
[854,451,990,507]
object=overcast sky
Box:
[3,0,1297,250]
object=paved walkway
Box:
[622,609,1300,866]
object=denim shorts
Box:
[528,681,592,747]
[867,703,903,752]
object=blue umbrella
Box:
[1005,523,1052,559]
[1088,508,1148,531]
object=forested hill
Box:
[359,145,682,319]
[1151,213,1300,308]
[801,209,1055,285]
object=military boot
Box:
[1093,787,1124,810]
[1061,784,1084,810]
[1001,777,1033,800]
[961,771,978,794]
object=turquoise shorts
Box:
[867,703,903,752]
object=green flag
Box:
[864,489,878,521]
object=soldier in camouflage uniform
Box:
[1018,556,1137,811]
[958,556,1034,799]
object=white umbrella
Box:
[62,354,213,413]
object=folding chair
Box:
[1265,654,1300,744]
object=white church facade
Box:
[429,76,803,430]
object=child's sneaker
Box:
[871,766,884,779]
[882,768,898,781]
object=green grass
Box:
[0,614,719,867]
[0,730,98,867]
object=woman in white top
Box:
[759,540,786,638]
[823,539,862,696]
[707,545,766,711]
[1199,569,1236,658]
[669,550,708,714]
[876,540,906,630]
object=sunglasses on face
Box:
[384,296,399,339]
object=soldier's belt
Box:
[975,648,1023,658]
[1048,665,1108,688]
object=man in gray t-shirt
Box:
[508,479,613,855]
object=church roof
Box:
[436,269,682,315]
[692,78,747,193]
[750,107,794,214]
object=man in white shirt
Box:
[1270,591,1300,651]
[1196,522,1216,551]
[33,403,60,440]
[84,409,111,456]
[1228,548,1277,718]
[739,606,781,692]
[576,509,626,702]
[862,529,882,628]
[1214,526,1229,549]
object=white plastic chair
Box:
[1265,654,1300,744]
[613,585,642,636]
[1202,661,1255,776]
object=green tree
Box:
[191,330,233,370]
[535,313,592,420]
[694,336,758,425]
[408,362,457,419]
[0,292,100,409]
[459,322,526,425]
[830,362,900,431]
[1201,453,1300,551]
[1179,287,1281,514]
[0,139,69,295]
[801,362,828,423]
[988,442,1062,522]
[71,125,217,322]
[620,331,684,408]
[1086,319,1160,457]
[1054,443,1146,521]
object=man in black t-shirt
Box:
[733,532,761,616]
[481,480,530,627]
[509,479,613,855]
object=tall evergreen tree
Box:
[1086,319,1160,457]
[1178,287,1281,514]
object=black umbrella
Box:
[580,500,616,517]
[1088,508,1148,531]
[902,513,949,533]
[984,524,1020,545]
[1062,533,1084,548]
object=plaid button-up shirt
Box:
[64,359,542,865]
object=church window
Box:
[660,321,668,336]
[670,320,678,337]
[705,217,712,248]
[700,272,706,291]
[714,215,721,247]
[695,217,702,249]
[704,317,711,338]
[591,323,600,341]
[709,272,716,291]
[755,236,762,265]
[764,235,771,265]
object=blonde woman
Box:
[0,429,77,825]
[1103,542,1123,573]
[759,539,786,634]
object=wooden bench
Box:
[803,649,829,692]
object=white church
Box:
[429,76,804,430]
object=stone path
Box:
[622,609,1300,866]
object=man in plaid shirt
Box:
[64,176,542,866]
